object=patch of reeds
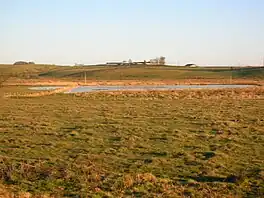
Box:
[4,86,76,98]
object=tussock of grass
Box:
[0,183,53,198]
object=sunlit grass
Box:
[0,86,263,197]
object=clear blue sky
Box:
[1,0,264,66]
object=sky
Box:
[1,0,264,66]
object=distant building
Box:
[105,56,166,66]
[106,60,146,66]
[185,64,197,67]
[74,63,84,66]
[106,62,124,66]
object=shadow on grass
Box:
[140,151,168,157]
[187,175,240,183]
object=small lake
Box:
[28,84,255,93]
[66,84,254,93]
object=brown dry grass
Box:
[0,184,53,198]
[121,173,240,198]
[4,78,263,86]
[5,78,78,86]
[4,86,75,98]
[75,86,264,100]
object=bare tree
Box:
[150,58,159,65]
[159,56,166,65]
[148,56,166,65]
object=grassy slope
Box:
[35,66,242,80]
[1,64,264,81]
[0,64,59,77]
[0,87,263,197]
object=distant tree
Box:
[13,61,35,65]
[150,58,159,65]
[14,61,29,65]
[159,56,166,65]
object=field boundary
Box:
[4,86,76,98]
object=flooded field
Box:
[29,84,255,93]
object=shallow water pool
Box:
[29,84,255,93]
[65,84,255,93]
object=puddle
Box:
[29,84,255,93]
[65,84,254,93]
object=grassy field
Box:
[2,64,264,84]
[0,65,264,197]
[0,86,263,197]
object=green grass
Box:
[38,66,232,80]
[0,87,263,197]
[0,64,59,79]
[1,64,264,81]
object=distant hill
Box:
[1,64,264,81]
